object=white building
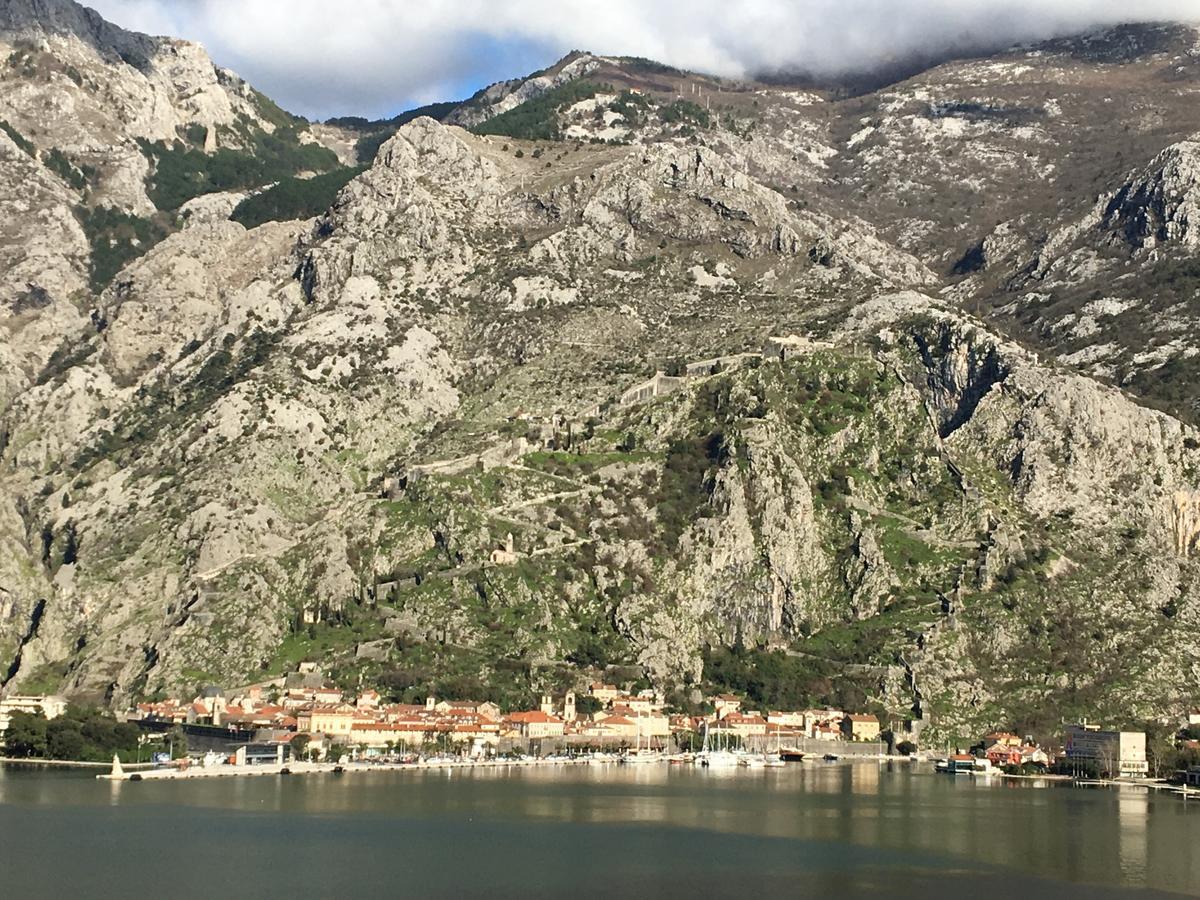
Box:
[1064,724,1148,777]
[0,695,68,734]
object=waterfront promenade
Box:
[97,753,626,781]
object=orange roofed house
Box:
[505,711,565,739]
[296,704,358,737]
[713,695,742,719]
[841,713,881,742]
[588,683,621,706]
[715,712,768,739]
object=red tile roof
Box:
[596,715,635,727]
[506,711,562,724]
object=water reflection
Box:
[1,761,1197,896]
[1116,789,1148,882]
[850,761,879,796]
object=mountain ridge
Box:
[0,2,1197,741]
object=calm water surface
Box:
[1,761,1196,898]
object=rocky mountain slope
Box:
[0,2,1198,740]
[0,0,344,410]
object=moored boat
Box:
[699,749,741,768]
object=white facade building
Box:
[0,695,68,735]
[1064,724,1148,777]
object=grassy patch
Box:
[267,619,378,675]
[704,643,882,713]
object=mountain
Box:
[0,2,1198,742]
[0,0,345,410]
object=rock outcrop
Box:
[1103,136,1200,253]
[1175,490,1200,559]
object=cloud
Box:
[83,0,1200,119]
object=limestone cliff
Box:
[0,6,1197,740]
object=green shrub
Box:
[610,90,652,126]
[614,57,686,77]
[70,327,280,472]
[655,431,726,549]
[473,81,610,141]
[78,205,168,291]
[0,119,35,155]
[45,148,89,190]
[141,128,340,210]
[660,100,711,129]
[181,123,208,147]
[250,89,303,131]
[232,166,365,228]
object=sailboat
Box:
[697,720,740,768]
[620,709,665,764]
[739,726,785,768]
[761,724,786,767]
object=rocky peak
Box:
[445,52,604,128]
[1103,135,1200,253]
[0,0,157,62]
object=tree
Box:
[46,719,85,760]
[574,696,603,716]
[896,740,918,756]
[168,725,188,760]
[3,710,47,758]
[880,729,896,754]
[1146,725,1179,778]
[290,733,310,761]
[61,520,79,566]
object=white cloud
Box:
[83,0,1200,118]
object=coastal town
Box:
[4,673,1200,790]
[121,676,885,763]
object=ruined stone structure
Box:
[489,533,519,566]
[684,353,758,378]
[619,372,687,406]
[762,334,832,362]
